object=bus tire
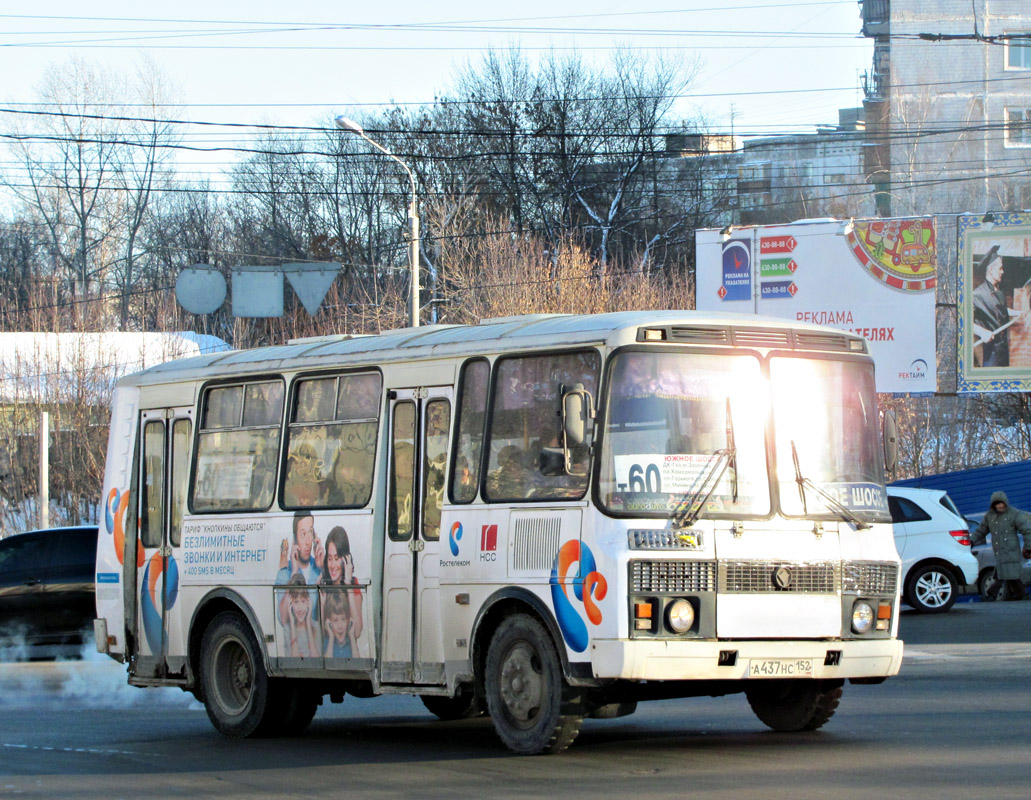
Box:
[420,685,484,720]
[199,611,273,738]
[269,681,320,735]
[746,680,842,732]
[484,614,582,755]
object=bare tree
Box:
[10,57,125,307]
[111,58,182,328]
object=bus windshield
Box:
[771,356,890,522]
[598,351,771,517]
[598,350,890,524]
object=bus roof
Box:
[118,310,867,388]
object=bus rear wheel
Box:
[484,614,582,755]
[199,611,273,738]
[420,684,484,720]
[269,681,320,734]
[746,680,842,732]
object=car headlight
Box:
[851,601,874,634]
[666,598,695,634]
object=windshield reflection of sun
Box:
[771,357,827,477]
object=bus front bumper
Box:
[589,637,904,681]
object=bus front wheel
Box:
[199,611,273,738]
[484,614,582,754]
[745,679,842,732]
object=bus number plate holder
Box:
[747,658,815,678]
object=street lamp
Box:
[334,115,420,328]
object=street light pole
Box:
[334,115,420,328]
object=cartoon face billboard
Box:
[696,218,937,394]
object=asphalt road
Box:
[1,600,1029,799]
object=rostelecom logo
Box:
[449,521,463,556]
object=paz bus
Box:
[94,311,903,755]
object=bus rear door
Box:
[134,407,193,680]
[381,386,452,686]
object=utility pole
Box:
[38,411,49,529]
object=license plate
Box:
[747,658,815,678]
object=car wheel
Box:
[484,614,582,755]
[905,564,958,613]
[745,680,843,732]
[979,568,1003,602]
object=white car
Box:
[887,486,979,613]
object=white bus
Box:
[95,311,903,754]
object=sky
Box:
[0,1,874,175]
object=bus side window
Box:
[141,420,165,548]
[389,402,417,540]
[485,350,600,502]
[284,372,381,509]
[451,359,489,503]
[169,418,192,547]
[192,379,284,512]
[422,399,451,541]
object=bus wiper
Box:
[725,397,738,504]
[673,399,737,529]
[790,441,870,530]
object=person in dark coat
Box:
[972,246,1023,367]
[971,491,1031,599]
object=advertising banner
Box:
[696,218,937,394]
[958,212,1031,392]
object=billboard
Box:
[696,218,937,394]
[958,212,1031,392]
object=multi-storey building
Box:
[861,0,1031,215]
[735,108,878,225]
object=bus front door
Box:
[134,407,193,680]
[380,387,452,685]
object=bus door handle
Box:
[409,540,425,552]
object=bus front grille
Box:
[631,560,717,593]
[842,561,899,595]
[719,560,839,593]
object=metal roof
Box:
[892,460,1031,519]
[116,310,866,389]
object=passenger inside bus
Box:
[487,444,532,499]
[322,448,371,507]
[284,438,326,507]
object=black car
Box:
[0,526,98,655]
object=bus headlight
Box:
[851,601,874,634]
[666,599,695,634]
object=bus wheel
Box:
[420,685,484,720]
[484,614,582,755]
[746,680,842,732]
[270,681,320,735]
[199,611,272,738]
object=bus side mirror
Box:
[882,409,898,476]
[561,383,595,476]
[562,383,593,446]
